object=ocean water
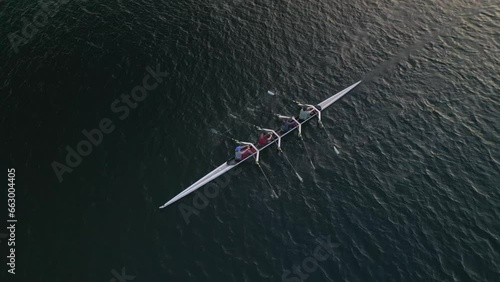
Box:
[1,0,499,281]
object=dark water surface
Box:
[1,0,499,281]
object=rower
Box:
[299,106,316,121]
[241,145,256,160]
[297,103,321,123]
[237,141,259,163]
[258,132,273,146]
[280,117,297,133]
[277,115,302,136]
[234,145,249,161]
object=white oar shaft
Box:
[255,158,278,198]
[300,135,316,170]
[279,148,303,182]
[319,122,340,155]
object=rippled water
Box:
[1,0,499,281]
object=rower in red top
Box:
[235,145,256,161]
[258,132,273,147]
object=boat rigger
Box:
[159,81,362,209]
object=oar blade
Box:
[271,189,279,198]
[296,173,304,182]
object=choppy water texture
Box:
[1,0,499,281]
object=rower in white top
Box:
[298,104,321,122]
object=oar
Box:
[278,148,304,182]
[267,89,301,105]
[256,161,279,199]
[318,120,341,155]
[232,138,279,199]
[291,99,341,155]
[229,113,261,128]
[299,134,316,170]
[267,93,319,166]
[252,125,304,182]
[209,128,233,139]
[274,113,317,170]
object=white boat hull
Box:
[160,80,362,208]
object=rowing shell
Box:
[159,81,361,208]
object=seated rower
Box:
[299,106,316,121]
[258,132,273,146]
[235,145,256,161]
[280,118,297,133]
[234,145,246,161]
[240,145,256,160]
